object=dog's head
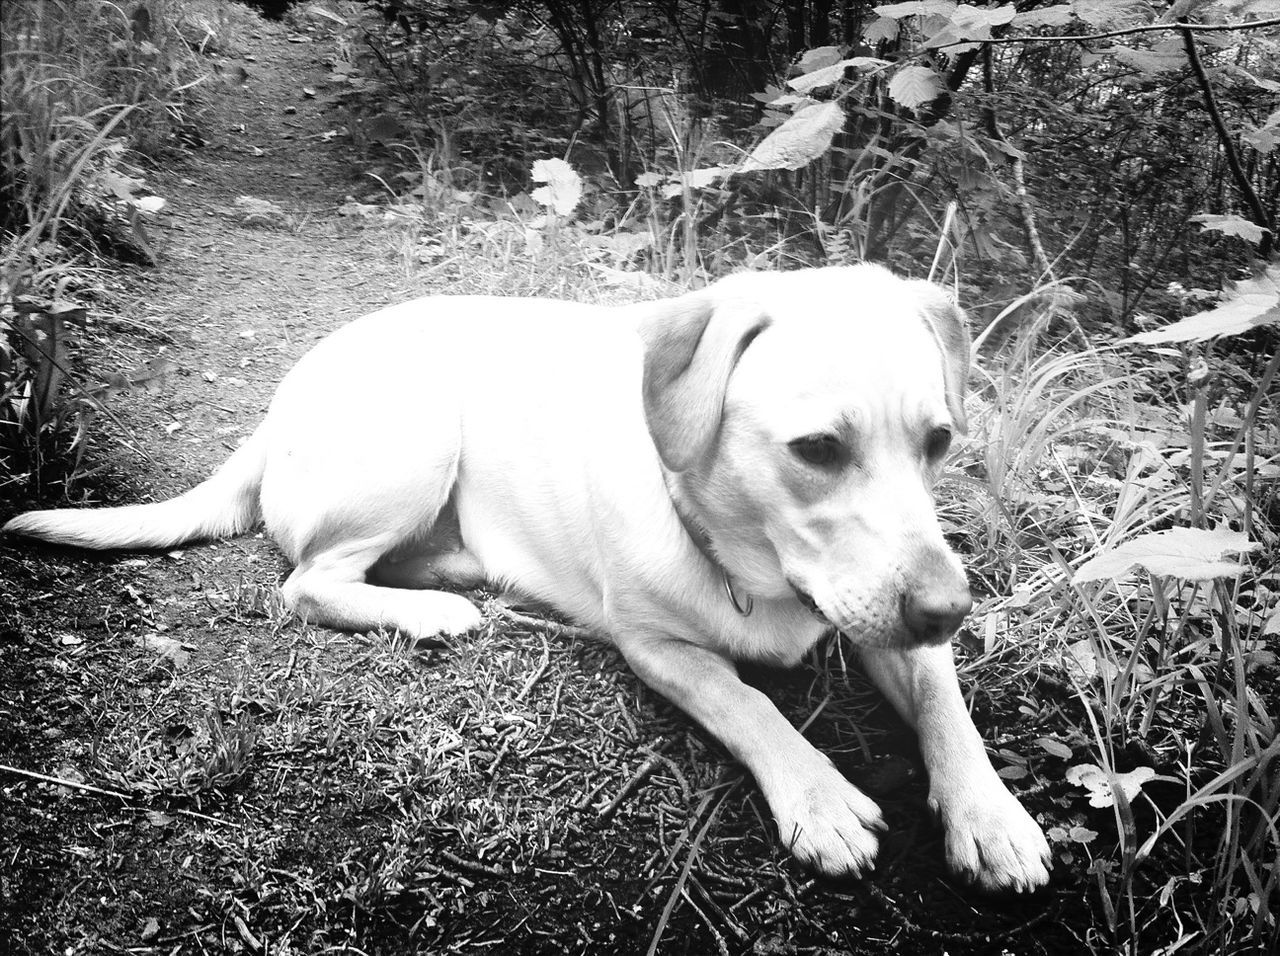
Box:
[640,264,972,649]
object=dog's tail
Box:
[4,426,269,550]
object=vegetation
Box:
[1,2,1277,955]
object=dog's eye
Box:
[789,434,842,467]
[925,426,952,461]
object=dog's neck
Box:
[663,471,754,617]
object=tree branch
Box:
[935,16,1280,49]
[982,44,1053,279]
[1178,20,1274,258]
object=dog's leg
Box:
[859,642,1051,892]
[618,634,885,876]
[282,537,482,640]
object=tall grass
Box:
[1,0,203,487]
[942,303,1279,954]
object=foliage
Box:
[0,0,204,488]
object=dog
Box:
[5,264,1051,892]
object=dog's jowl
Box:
[5,264,1052,892]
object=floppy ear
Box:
[638,291,770,471]
[913,285,972,435]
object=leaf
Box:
[998,764,1030,780]
[1190,213,1268,243]
[863,16,899,42]
[1066,764,1156,808]
[1036,737,1074,759]
[1125,291,1279,344]
[1264,608,1280,637]
[794,46,843,73]
[874,1,956,18]
[788,57,888,93]
[1243,123,1280,154]
[1073,526,1260,583]
[1113,46,1187,74]
[1062,639,1114,683]
[1071,0,1151,28]
[960,4,1016,27]
[530,158,583,217]
[1013,5,1075,28]
[741,102,845,172]
[634,171,663,188]
[131,195,167,214]
[887,65,943,109]
[135,633,191,669]
[683,166,729,188]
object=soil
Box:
[0,12,1108,956]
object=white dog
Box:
[5,264,1051,891]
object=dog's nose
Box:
[902,583,972,644]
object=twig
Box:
[0,764,238,828]
[515,633,551,701]
[232,914,262,953]
[983,44,1053,280]
[438,849,517,878]
[644,785,730,956]
[927,201,959,287]
[679,886,730,956]
[495,604,592,642]
[597,746,666,821]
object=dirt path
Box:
[0,11,1090,956]
[110,20,422,493]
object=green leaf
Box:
[788,57,888,93]
[1013,5,1074,28]
[1190,213,1268,243]
[794,46,842,73]
[863,15,899,42]
[1036,737,1074,760]
[1125,291,1279,344]
[1071,0,1151,28]
[887,65,943,109]
[874,1,956,18]
[1113,46,1187,74]
[741,102,845,172]
[1073,526,1260,583]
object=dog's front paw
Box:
[407,592,483,639]
[931,778,1051,893]
[768,761,885,877]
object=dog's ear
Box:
[914,286,972,435]
[638,292,769,471]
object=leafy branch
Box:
[937,16,1280,49]
[1178,19,1274,259]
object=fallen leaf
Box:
[134,633,191,669]
[1066,764,1156,808]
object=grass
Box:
[0,0,263,489]
[940,307,1279,954]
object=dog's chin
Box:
[790,583,904,648]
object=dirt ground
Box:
[0,13,1112,956]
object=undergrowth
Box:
[0,0,252,490]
